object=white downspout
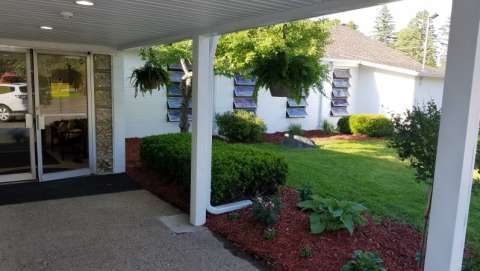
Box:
[206,35,252,215]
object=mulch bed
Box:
[126,138,422,271]
[264,130,374,144]
[126,138,189,212]
[207,188,422,271]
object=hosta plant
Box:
[297,195,367,235]
[341,250,385,271]
[252,196,282,226]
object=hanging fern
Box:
[253,50,329,102]
[130,61,170,96]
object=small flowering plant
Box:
[252,196,282,226]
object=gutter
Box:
[206,35,253,215]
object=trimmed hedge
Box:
[337,114,393,137]
[140,133,288,204]
[216,110,267,143]
[337,116,351,134]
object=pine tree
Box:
[437,17,450,68]
[394,11,438,67]
[373,5,395,45]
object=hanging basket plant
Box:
[130,61,170,96]
[252,50,329,102]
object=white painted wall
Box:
[120,52,444,137]
[121,50,179,138]
[354,65,417,116]
[414,77,444,107]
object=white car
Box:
[0,83,28,122]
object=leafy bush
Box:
[341,250,385,271]
[253,51,329,101]
[263,227,277,240]
[216,110,267,143]
[299,245,314,258]
[298,184,313,202]
[252,196,282,226]
[130,61,169,96]
[287,123,303,136]
[298,195,367,235]
[322,120,336,135]
[140,133,288,204]
[388,101,441,181]
[349,114,393,137]
[337,116,351,134]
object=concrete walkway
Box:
[0,190,260,271]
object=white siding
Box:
[354,66,417,116]
[414,77,444,107]
[121,50,179,138]
[123,52,323,136]
[120,52,445,136]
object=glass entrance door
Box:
[0,49,35,183]
[34,52,91,181]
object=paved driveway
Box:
[0,189,260,271]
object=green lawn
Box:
[253,139,480,264]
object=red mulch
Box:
[207,188,422,271]
[264,130,374,144]
[125,138,189,212]
[126,138,422,270]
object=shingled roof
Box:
[325,26,444,78]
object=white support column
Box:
[190,34,215,226]
[425,0,480,270]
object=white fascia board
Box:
[323,58,360,68]
[359,61,419,76]
[119,0,400,50]
[0,38,117,55]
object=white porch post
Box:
[425,0,480,270]
[190,34,215,226]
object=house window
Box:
[287,107,307,118]
[233,75,257,113]
[331,69,351,117]
[286,96,307,118]
[166,65,191,122]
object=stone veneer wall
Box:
[93,54,113,174]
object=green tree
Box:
[437,17,450,68]
[373,5,395,45]
[394,11,438,67]
[140,20,331,132]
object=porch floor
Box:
[0,176,260,271]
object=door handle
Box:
[25,113,33,129]
[37,115,45,130]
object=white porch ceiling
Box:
[0,0,397,50]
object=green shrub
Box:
[287,123,304,136]
[299,245,314,258]
[216,110,267,143]
[298,195,367,235]
[337,116,351,134]
[298,184,313,202]
[341,250,385,271]
[388,101,441,181]
[263,227,277,240]
[322,120,336,135]
[349,114,393,137]
[140,133,288,204]
[252,196,282,226]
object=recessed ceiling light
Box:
[75,0,94,6]
[40,26,53,30]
